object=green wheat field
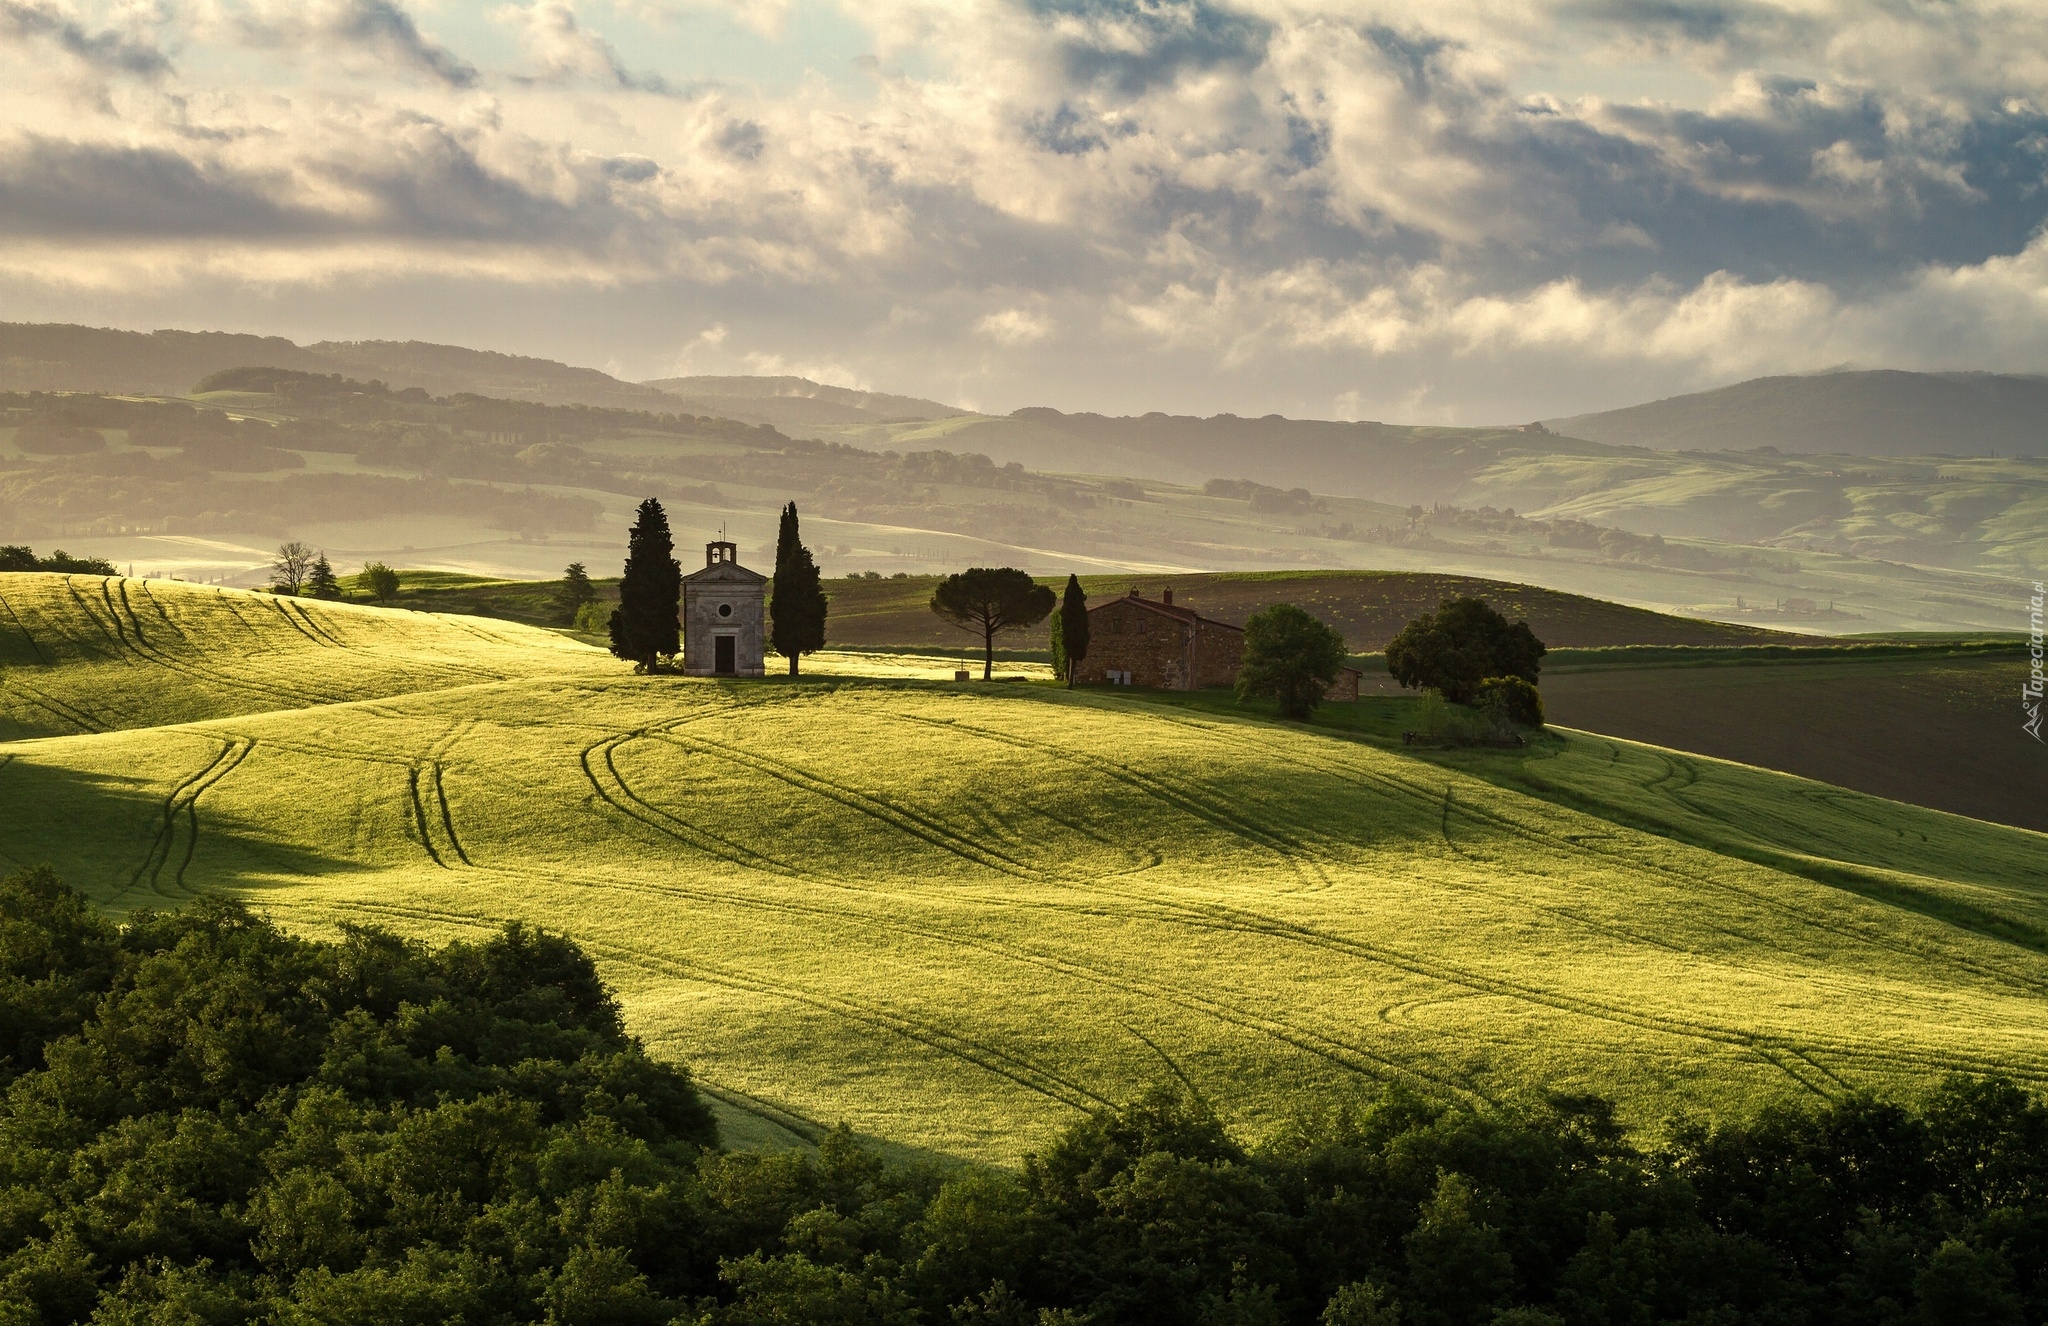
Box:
[3,572,2045,1164]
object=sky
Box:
[6,1,2048,423]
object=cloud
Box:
[8,0,2048,420]
[226,0,477,86]
[976,307,1054,345]
[503,0,673,93]
[0,0,171,76]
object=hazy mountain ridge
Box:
[1549,370,2048,456]
[641,374,962,425]
[0,324,329,395]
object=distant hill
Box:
[0,323,328,394]
[1548,370,2048,456]
[0,321,968,430]
[640,374,963,428]
[863,409,1624,501]
[304,340,682,410]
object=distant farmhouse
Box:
[1087,589,1360,700]
[681,541,766,677]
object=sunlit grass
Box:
[1,577,2044,1164]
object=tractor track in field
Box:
[1089,879,2047,1093]
[909,705,1873,978]
[1495,743,2048,998]
[407,767,448,868]
[5,680,105,733]
[264,597,331,648]
[134,579,191,644]
[652,729,1047,881]
[107,579,341,709]
[1145,709,2048,1002]
[433,765,471,866]
[579,728,807,879]
[544,869,1493,1106]
[95,580,133,650]
[121,737,255,902]
[888,711,1335,891]
[0,587,47,662]
[405,762,473,869]
[285,600,346,647]
[308,894,1115,1114]
[1122,1022,1201,1098]
[61,580,125,657]
[588,940,1117,1114]
[570,699,2046,1095]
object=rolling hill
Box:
[2,574,2044,1165]
[821,570,1825,650]
[0,322,948,427]
[640,374,962,428]
[0,573,603,741]
[1549,370,2048,456]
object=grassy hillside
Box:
[0,573,604,740]
[1,577,2044,1166]
[1550,369,2048,456]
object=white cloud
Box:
[500,0,671,92]
[975,307,1053,346]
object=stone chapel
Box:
[680,540,766,676]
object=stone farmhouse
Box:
[1085,588,1360,700]
[680,540,766,677]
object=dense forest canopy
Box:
[5,868,2048,1325]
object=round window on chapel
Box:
[718,603,733,618]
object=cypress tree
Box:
[608,498,680,671]
[304,553,341,600]
[1058,574,1089,687]
[768,501,828,676]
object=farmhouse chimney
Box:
[1162,589,1174,606]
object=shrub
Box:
[361,560,401,602]
[574,599,611,634]
[1475,675,1544,728]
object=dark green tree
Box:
[360,561,400,603]
[554,561,596,623]
[1056,574,1089,688]
[1235,602,1348,720]
[769,502,829,677]
[304,553,341,600]
[930,568,1055,681]
[608,498,681,671]
[1385,597,1545,704]
[1403,1173,1515,1326]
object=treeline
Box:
[6,869,2048,1324]
[1328,504,1798,572]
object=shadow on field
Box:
[0,752,365,915]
